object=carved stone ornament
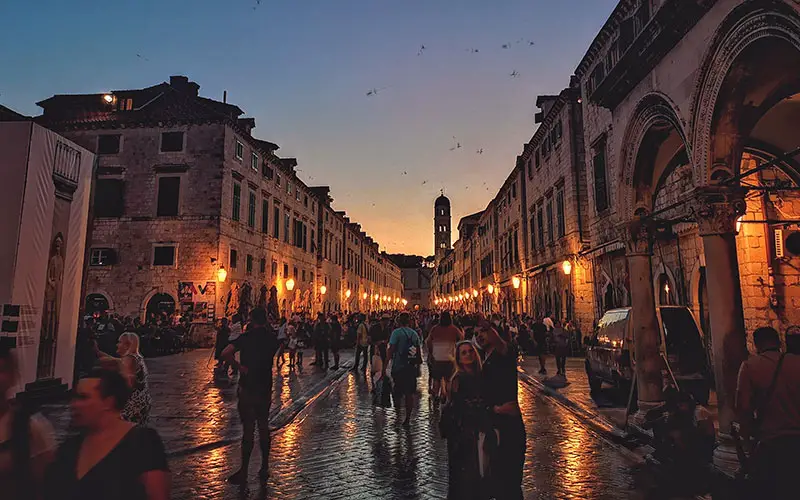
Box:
[690,186,746,236]
[618,218,654,256]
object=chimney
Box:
[169,75,199,96]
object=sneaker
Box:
[227,469,247,485]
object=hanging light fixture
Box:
[362,292,368,300]
[217,266,227,282]
[512,276,521,289]
[286,278,295,291]
[562,260,572,276]
[472,289,479,298]
[487,284,495,295]
[320,285,327,295]
[346,289,352,299]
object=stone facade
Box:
[37,76,403,321]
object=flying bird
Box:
[366,86,391,97]
[502,43,510,49]
[529,41,535,46]
[136,54,149,61]
[422,180,428,185]
[467,48,479,54]
[477,148,484,155]
[402,171,407,175]
[417,44,426,56]
[510,70,520,78]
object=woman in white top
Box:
[426,312,464,402]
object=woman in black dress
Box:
[45,369,169,500]
[476,321,526,500]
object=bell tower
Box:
[434,191,451,262]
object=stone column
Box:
[693,186,749,473]
[622,219,664,423]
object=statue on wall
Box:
[37,233,65,378]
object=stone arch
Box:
[85,290,114,313]
[691,1,800,183]
[619,92,692,219]
[652,262,678,307]
[139,287,177,322]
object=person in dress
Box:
[45,369,169,500]
[95,332,152,426]
[446,340,489,500]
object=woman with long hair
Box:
[476,321,526,500]
[95,332,152,425]
[445,340,489,500]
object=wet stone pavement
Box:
[42,348,353,453]
[171,363,687,500]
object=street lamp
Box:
[487,284,495,295]
[362,292,368,300]
[320,285,327,295]
[512,276,521,289]
[102,93,114,104]
[217,266,227,282]
[285,278,295,291]
[472,289,478,298]
[346,289,352,299]
[562,260,572,276]
[402,298,408,307]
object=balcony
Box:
[590,0,714,110]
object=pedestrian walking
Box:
[735,326,800,499]
[387,312,422,427]
[444,340,490,500]
[476,321,526,500]
[276,317,288,369]
[214,318,231,376]
[312,313,330,369]
[551,320,569,378]
[370,314,392,363]
[287,320,301,368]
[222,308,279,484]
[353,314,370,372]
[44,368,170,500]
[0,338,55,500]
[426,311,463,402]
[531,317,548,375]
[329,315,342,370]
[95,332,152,426]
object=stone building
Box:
[36,75,402,322]
[310,186,344,313]
[434,193,452,262]
[574,0,800,471]
[523,83,594,330]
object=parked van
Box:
[584,306,711,404]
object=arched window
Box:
[658,273,675,305]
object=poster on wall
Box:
[178,282,195,303]
[176,281,217,323]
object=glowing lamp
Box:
[103,93,114,103]
[487,284,495,295]
[562,260,572,276]
[320,285,327,295]
[472,290,478,298]
[346,289,352,299]
[362,292,368,300]
[286,278,295,291]
[395,297,400,303]
[512,276,521,289]
[402,299,408,306]
[217,266,227,282]
[736,215,744,234]
[664,283,670,295]
[374,294,379,301]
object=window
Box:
[90,248,116,266]
[527,159,533,180]
[94,179,125,217]
[304,195,308,208]
[263,164,273,180]
[97,135,120,155]
[286,181,292,195]
[513,230,519,264]
[261,199,269,233]
[511,182,517,199]
[593,143,609,212]
[530,216,536,251]
[276,173,281,187]
[284,212,290,243]
[271,260,278,276]
[116,98,133,111]
[247,191,256,228]
[293,266,298,280]
[156,177,180,216]
[535,149,541,169]
[302,269,306,282]
[246,254,253,275]
[251,152,259,172]
[232,182,241,221]
[295,187,300,202]
[546,198,554,244]
[260,257,266,274]
[283,263,289,278]
[537,207,544,248]
[160,132,184,152]
[153,246,175,266]
[230,249,238,269]
[556,190,565,238]
[235,140,244,160]
[273,204,280,239]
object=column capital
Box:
[691,186,747,236]
[618,218,654,256]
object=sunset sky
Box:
[0,0,616,256]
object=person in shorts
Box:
[388,312,422,427]
[426,311,463,401]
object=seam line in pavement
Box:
[167,361,353,458]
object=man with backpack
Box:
[735,326,800,499]
[387,312,422,427]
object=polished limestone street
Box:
[162,351,682,500]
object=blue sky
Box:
[0,0,616,255]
